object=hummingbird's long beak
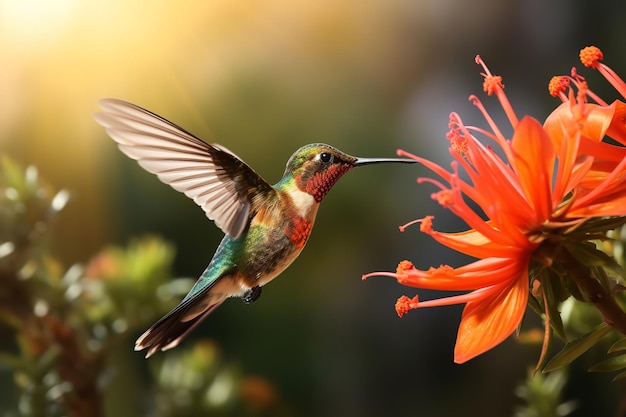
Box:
[352,157,417,167]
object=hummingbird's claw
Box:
[243,286,262,303]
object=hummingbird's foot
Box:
[243,286,262,304]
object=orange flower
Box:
[364,51,626,363]
[546,46,626,216]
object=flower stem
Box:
[561,248,626,334]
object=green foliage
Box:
[0,157,285,417]
[149,341,289,417]
[513,369,577,417]
[523,219,626,378]
[542,323,612,373]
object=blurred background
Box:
[2,0,626,416]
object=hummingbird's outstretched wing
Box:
[94,98,274,239]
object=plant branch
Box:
[561,248,626,335]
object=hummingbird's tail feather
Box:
[135,300,224,358]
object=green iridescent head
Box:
[279,143,415,202]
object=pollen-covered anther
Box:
[580,46,604,68]
[483,75,504,96]
[395,295,419,317]
[429,264,455,276]
[446,127,468,154]
[396,260,415,275]
[548,76,570,97]
[432,189,454,208]
[419,216,434,234]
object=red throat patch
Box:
[299,164,351,202]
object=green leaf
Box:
[567,242,626,284]
[592,265,611,292]
[588,353,626,372]
[612,370,626,382]
[513,369,578,417]
[563,275,585,302]
[541,270,567,341]
[573,216,626,234]
[596,257,626,286]
[527,293,543,317]
[543,323,612,373]
[608,337,626,353]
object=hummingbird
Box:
[94,98,415,357]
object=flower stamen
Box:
[580,46,626,100]
[548,76,570,99]
[475,55,519,128]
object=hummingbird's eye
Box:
[319,152,333,163]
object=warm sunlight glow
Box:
[1,0,77,47]
[0,0,431,263]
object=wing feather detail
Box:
[94,98,274,239]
